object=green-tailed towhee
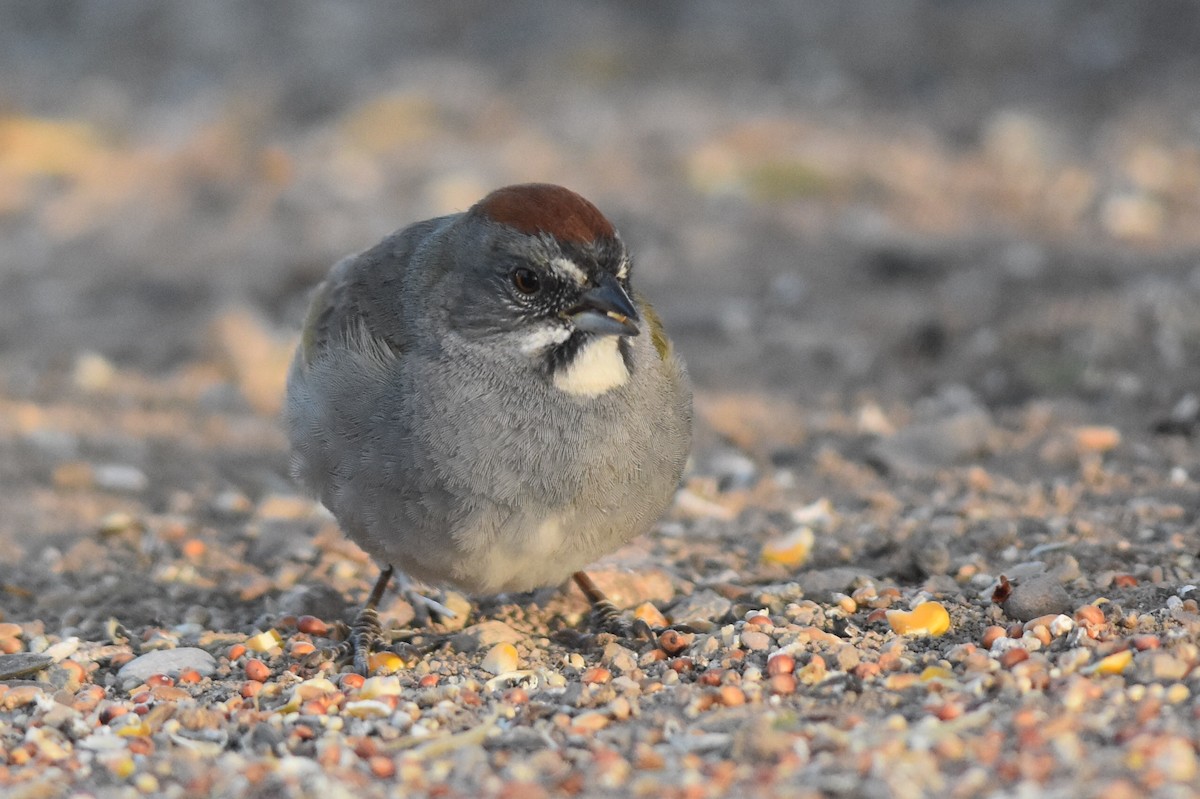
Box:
[285,183,692,671]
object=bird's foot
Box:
[572,571,663,643]
[313,564,399,675]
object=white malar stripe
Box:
[519,323,573,354]
[550,257,588,285]
[616,257,630,280]
[553,335,629,397]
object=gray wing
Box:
[285,252,400,511]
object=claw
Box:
[573,571,659,642]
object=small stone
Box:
[481,643,519,676]
[571,711,609,732]
[93,464,149,493]
[451,621,523,653]
[740,630,772,651]
[0,653,53,680]
[796,568,871,603]
[72,351,117,391]
[117,648,217,685]
[358,676,402,699]
[667,590,732,627]
[871,407,994,477]
[602,643,638,673]
[1145,652,1189,682]
[1002,576,1072,622]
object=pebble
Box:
[795,568,870,603]
[93,464,149,493]
[0,653,54,680]
[451,621,523,653]
[667,590,732,627]
[870,407,994,476]
[602,643,638,673]
[116,648,217,685]
[1002,576,1073,622]
[740,630,772,651]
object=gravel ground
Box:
[2,4,1200,798]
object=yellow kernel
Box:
[481,643,519,675]
[367,652,405,674]
[1091,649,1133,675]
[245,630,283,653]
[886,602,951,637]
[919,666,954,682]
[760,527,814,569]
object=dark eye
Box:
[511,267,542,295]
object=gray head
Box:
[445,184,642,397]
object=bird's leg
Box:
[572,571,654,640]
[344,564,394,676]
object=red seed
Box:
[228,644,247,661]
[768,673,796,694]
[177,669,202,685]
[418,674,439,688]
[1130,634,1161,651]
[241,680,264,698]
[981,626,1007,649]
[289,641,317,658]
[297,616,329,636]
[999,648,1030,668]
[658,630,691,656]
[582,667,611,685]
[766,653,795,677]
[145,673,174,688]
[719,685,746,706]
[245,659,270,682]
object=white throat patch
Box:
[554,335,629,397]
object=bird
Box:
[284,183,693,672]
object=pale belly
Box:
[450,514,593,594]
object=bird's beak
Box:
[569,274,640,337]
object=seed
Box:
[297,616,329,636]
[766,653,795,676]
[245,659,270,682]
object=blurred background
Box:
[3,1,1200,404]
